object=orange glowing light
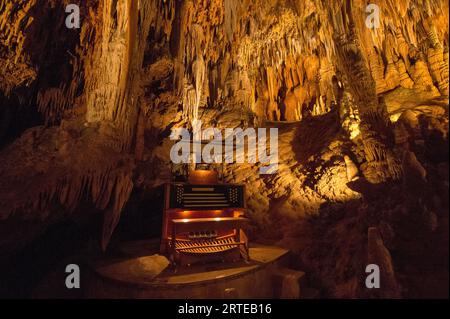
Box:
[189,170,218,184]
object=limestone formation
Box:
[0,0,448,298]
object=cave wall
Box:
[0,0,448,298]
[141,0,449,229]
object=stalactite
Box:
[0,0,174,249]
[192,56,206,120]
[0,157,134,224]
[0,0,37,93]
[427,46,450,95]
[84,0,161,151]
[0,121,135,252]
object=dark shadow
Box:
[0,91,43,149]
[291,110,341,162]
[112,186,164,242]
[0,210,101,298]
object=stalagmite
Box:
[344,155,359,182]
[367,227,401,298]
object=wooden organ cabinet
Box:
[161,169,249,266]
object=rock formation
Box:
[0,0,448,298]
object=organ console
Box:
[161,169,249,266]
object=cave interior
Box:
[0,0,448,299]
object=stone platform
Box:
[85,240,291,299]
